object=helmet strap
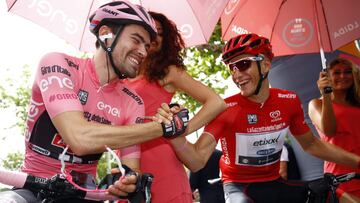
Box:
[253,60,268,95]
[97,26,127,79]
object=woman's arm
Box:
[295,131,360,168]
[163,66,226,135]
[308,72,337,136]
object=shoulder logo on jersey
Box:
[64,58,79,70]
[39,76,74,92]
[78,89,89,105]
[226,102,238,107]
[278,93,296,99]
[49,93,78,103]
[41,65,71,77]
[269,110,282,122]
[247,114,258,124]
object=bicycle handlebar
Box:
[333,172,360,184]
[0,168,122,201]
[307,172,360,203]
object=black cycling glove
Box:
[98,164,153,203]
[161,104,189,139]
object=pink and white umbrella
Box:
[7,0,230,52]
[221,0,360,58]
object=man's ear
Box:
[98,25,113,42]
[262,58,272,73]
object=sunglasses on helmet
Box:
[228,55,264,74]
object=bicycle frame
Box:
[0,146,154,202]
[307,173,360,203]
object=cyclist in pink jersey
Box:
[309,58,360,202]
[0,1,189,203]
[124,12,226,203]
[161,33,360,203]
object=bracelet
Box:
[174,139,188,152]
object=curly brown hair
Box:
[329,58,360,106]
[141,12,186,82]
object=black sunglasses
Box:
[228,55,264,74]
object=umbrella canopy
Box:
[6,0,229,52]
[221,0,360,57]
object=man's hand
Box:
[107,173,137,197]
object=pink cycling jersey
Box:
[204,88,310,183]
[22,52,144,178]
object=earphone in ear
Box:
[99,33,113,42]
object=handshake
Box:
[152,103,189,139]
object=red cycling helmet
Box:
[89,0,157,40]
[222,33,274,64]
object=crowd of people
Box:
[0,0,359,203]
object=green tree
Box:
[173,23,230,112]
[1,151,23,171]
[0,65,31,131]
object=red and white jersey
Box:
[22,52,144,178]
[204,88,309,183]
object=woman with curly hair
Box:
[309,58,360,202]
[123,12,226,203]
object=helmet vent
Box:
[242,34,252,45]
[250,39,261,48]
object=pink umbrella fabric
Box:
[221,0,360,57]
[7,0,229,52]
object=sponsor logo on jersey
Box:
[83,111,111,124]
[41,65,71,77]
[122,87,144,105]
[78,89,89,105]
[253,134,281,146]
[29,143,50,156]
[39,76,74,92]
[27,99,44,122]
[256,148,276,155]
[64,58,79,70]
[247,123,286,133]
[135,117,144,124]
[97,101,121,118]
[220,137,231,164]
[247,114,257,124]
[51,133,74,154]
[227,102,238,107]
[278,93,296,99]
[269,110,282,122]
[241,158,249,164]
[49,93,78,103]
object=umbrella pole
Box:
[313,0,332,93]
[313,0,327,70]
